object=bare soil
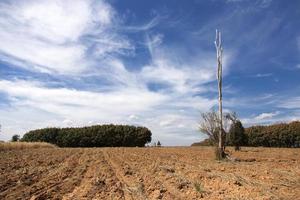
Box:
[0,147,299,200]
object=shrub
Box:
[228,120,247,150]
[157,141,161,147]
[11,134,20,142]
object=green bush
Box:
[22,124,152,147]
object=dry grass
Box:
[0,142,56,151]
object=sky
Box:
[0,0,299,145]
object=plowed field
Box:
[1,147,299,200]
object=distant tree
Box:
[228,120,247,151]
[191,138,214,146]
[11,134,20,142]
[157,140,161,147]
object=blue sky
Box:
[0,0,299,145]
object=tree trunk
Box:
[215,30,225,159]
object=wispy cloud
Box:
[123,15,161,32]
[253,73,273,78]
[226,0,273,8]
[279,97,300,109]
[0,0,132,74]
[254,111,280,120]
[142,33,234,94]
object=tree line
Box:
[245,121,300,147]
[195,120,300,148]
[21,124,152,147]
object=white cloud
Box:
[0,0,132,74]
[0,34,87,73]
[141,33,234,94]
[254,111,280,120]
[62,119,75,127]
[0,79,167,120]
[242,112,300,127]
[158,114,184,127]
[143,111,205,146]
[128,114,139,121]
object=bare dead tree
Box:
[215,30,225,159]
[198,31,237,159]
[199,109,231,145]
[199,110,220,143]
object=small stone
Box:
[204,168,211,172]
[160,188,167,193]
[124,170,133,176]
[95,177,105,187]
[271,186,278,190]
[152,190,162,199]
[234,180,242,186]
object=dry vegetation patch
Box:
[0,142,56,151]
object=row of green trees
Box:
[195,120,300,148]
[245,121,300,147]
[21,124,152,147]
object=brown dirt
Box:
[0,147,299,200]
